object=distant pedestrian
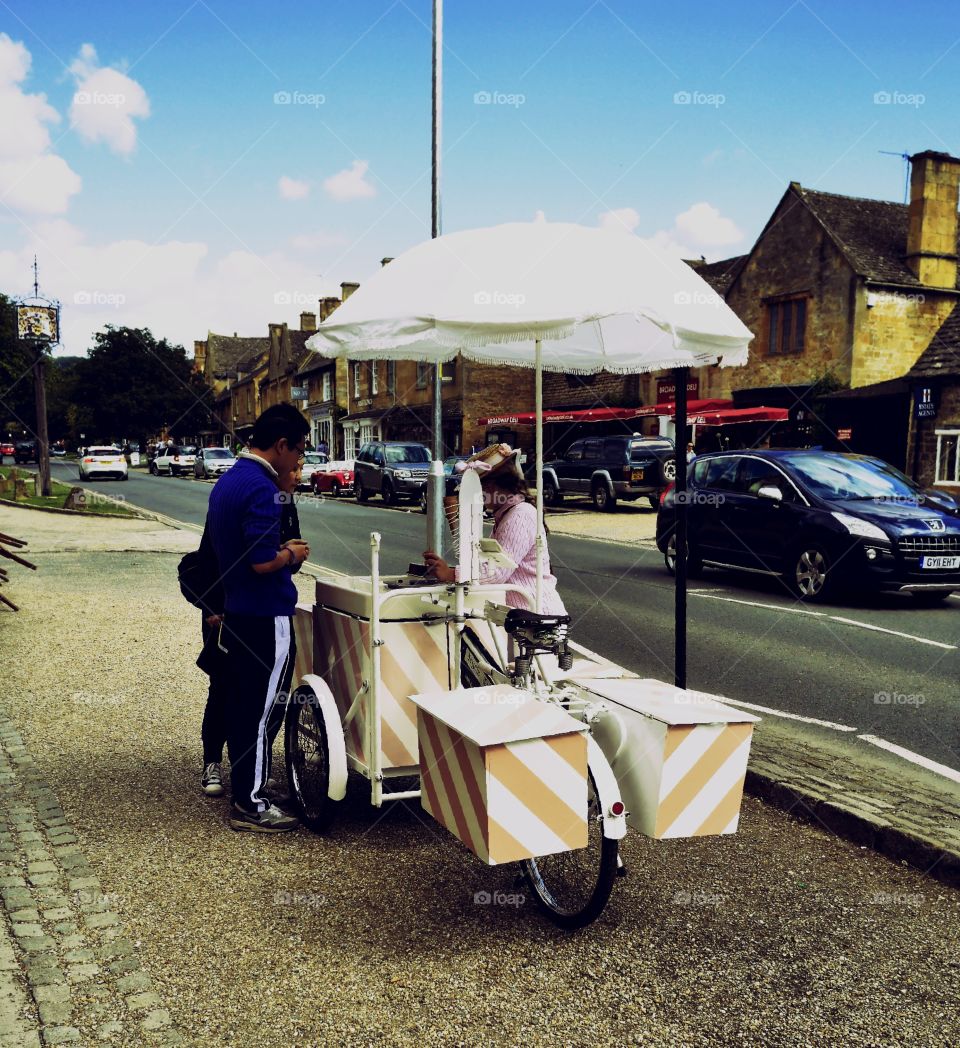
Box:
[207,403,310,833]
[316,439,329,457]
[686,442,696,463]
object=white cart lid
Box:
[573,678,760,726]
[411,686,586,746]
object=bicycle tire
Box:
[284,685,337,833]
[521,764,618,929]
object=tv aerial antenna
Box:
[879,150,910,203]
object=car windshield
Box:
[630,440,672,460]
[386,445,429,463]
[326,460,352,471]
[180,446,197,455]
[89,447,120,455]
[205,449,233,459]
[783,453,920,500]
[304,453,327,464]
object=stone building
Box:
[195,332,270,444]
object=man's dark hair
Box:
[249,403,309,451]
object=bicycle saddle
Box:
[503,608,571,633]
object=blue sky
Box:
[2,0,958,354]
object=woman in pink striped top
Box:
[423,448,567,616]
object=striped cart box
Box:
[411,686,588,865]
[581,678,760,839]
[292,602,314,687]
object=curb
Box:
[744,769,960,889]
[0,497,148,520]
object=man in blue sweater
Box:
[208,404,310,832]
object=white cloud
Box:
[0,221,339,357]
[597,201,744,260]
[598,207,640,234]
[674,202,742,247]
[278,175,310,200]
[0,33,81,214]
[323,159,376,201]
[68,44,150,156]
[533,209,547,223]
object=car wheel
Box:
[121,473,128,481]
[330,480,341,498]
[356,482,368,503]
[661,457,677,483]
[382,481,397,505]
[664,532,703,578]
[792,544,832,602]
[911,591,950,607]
[542,477,562,507]
[149,463,157,475]
[592,482,617,512]
[648,494,660,511]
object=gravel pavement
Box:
[0,505,958,1047]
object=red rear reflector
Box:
[660,482,675,507]
[611,801,625,817]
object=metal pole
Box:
[673,367,688,689]
[534,339,544,612]
[32,344,51,497]
[427,0,445,555]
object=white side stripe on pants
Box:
[251,616,291,812]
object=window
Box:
[565,441,584,461]
[701,456,740,491]
[736,458,791,499]
[387,361,396,394]
[583,438,603,461]
[767,297,807,355]
[370,363,379,395]
[353,362,362,397]
[416,362,430,389]
[934,430,960,486]
[322,372,332,402]
[441,359,456,383]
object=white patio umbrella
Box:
[307,221,753,684]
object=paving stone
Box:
[53,924,79,938]
[7,909,39,923]
[65,963,100,984]
[117,973,152,994]
[66,878,99,893]
[0,876,26,889]
[125,991,162,1012]
[97,1021,125,1040]
[84,913,119,930]
[19,936,57,953]
[11,924,42,938]
[44,1028,82,1044]
[32,984,70,1004]
[26,873,57,888]
[141,1010,172,1032]
[96,938,134,961]
[25,862,55,875]
[42,908,72,922]
[107,957,140,976]
[38,1001,73,1025]
[26,965,64,987]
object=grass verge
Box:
[0,466,140,518]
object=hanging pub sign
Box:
[291,385,308,400]
[16,304,59,343]
[914,385,937,419]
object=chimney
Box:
[300,311,317,332]
[318,296,341,322]
[381,257,394,267]
[340,281,360,301]
[906,150,960,288]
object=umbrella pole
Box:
[674,366,688,689]
[427,0,445,556]
[535,339,544,613]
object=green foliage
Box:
[0,294,38,438]
[71,326,216,444]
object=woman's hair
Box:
[484,469,549,532]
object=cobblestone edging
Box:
[0,714,183,1046]
[745,744,960,890]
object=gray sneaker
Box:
[229,803,300,833]
[201,762,224,797]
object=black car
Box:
[656,450,960,603]
[354,441,432,504]
[535,435,677,511]
[13,440,37,464]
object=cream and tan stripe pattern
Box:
[652,722,753,838]
[417,710,587,865]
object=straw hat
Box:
[456,443,522,483]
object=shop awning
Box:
[477,400,733,426]
[688,406,789,426]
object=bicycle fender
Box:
[588,735,627,840]
[300,674,348,801]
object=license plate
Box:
[921,555,960,569]
[99,460,113,464]
[631,469,644,482]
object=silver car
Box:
[194,447,237,479]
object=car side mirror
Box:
[757,485,783,502]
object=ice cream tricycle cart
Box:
[283,471,759,929]
[284,221,759,927]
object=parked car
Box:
[51,446,66,457]
[152,445,197,476]
[13,440,37,464]
[419,454,470,512]
[535,435,677,511]
[656,449,960,604]
[1,442,16,459]
[354,441,432,504]
[298,452,329,490]
[194,447,237,479]
[79,446,128,481]
[310,460,355,498]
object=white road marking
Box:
[714,697,858,732]
[690,591,957,650]
[857,734,960,784]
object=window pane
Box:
[782,303,792,355]
[768,304,779,354]
[794,299,806,353]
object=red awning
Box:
[477,400,733,426]
[687,406,789,426]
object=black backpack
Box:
[177,525,224,614]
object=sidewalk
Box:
[0,503,958,1046]
[546,498,660,545]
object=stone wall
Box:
[461,362,535,452]
[909,382,960,490]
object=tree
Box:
[72,326,217,444]
[0,293,38,439]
